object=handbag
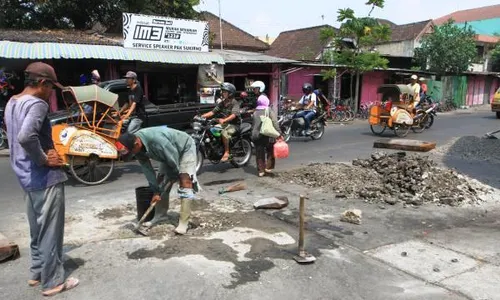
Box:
[259,108,280,138]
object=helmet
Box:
[250,81,266,93]
[419,77,426,82]
[302,83,313,94]
[220,82,236,97]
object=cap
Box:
[411,75,418,80]
[116,132,137,156]
[124,71,137,79]
[25,62,64,89]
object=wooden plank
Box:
[0,233,20,263]
[373,139,436,152]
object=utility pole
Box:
[219,0,223,50]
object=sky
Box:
[195,0,500,37]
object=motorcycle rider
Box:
[200,82,241,162]
[407,75,421,108]
[295,83,317,135]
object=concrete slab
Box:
[425,226,500,264]
[0,149,8,157]
[367,240,479,283]
[441,264,500,300]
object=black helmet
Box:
[302,83,313,94]
[221,82,236,97]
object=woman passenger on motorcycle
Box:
[201,82,240,162]
[295,83,317,135]
[250,81,282,177]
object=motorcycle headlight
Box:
[192,122,201,131]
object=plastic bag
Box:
[274,140,289,159]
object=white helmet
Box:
[251,81,265,93]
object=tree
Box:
[413,20,477,74]
[320,0,391,112]
[0,0,201,31]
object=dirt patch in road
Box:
[279,151,496,207]
[96,204,135,220]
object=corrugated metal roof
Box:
[213,49,297,64]
[0,41,225,65]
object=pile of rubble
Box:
[279,152,494,206]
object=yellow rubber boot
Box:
[174,199,191,235]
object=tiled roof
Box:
[0,29,121,46]
[386,20,432,42]
[265,25,337,61]
[475,34,500,44]
[200,11,269,52]
[434,4,500,25]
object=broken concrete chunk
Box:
[253,196,289,210]
[0,233,20,263]
[340,209,362,225]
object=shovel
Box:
[484,129,500,139]
[132,180,175,236]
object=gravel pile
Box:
[436,136,500,162]
[279,151,494,206]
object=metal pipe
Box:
[298,195,305,252]
[219,0,223,50]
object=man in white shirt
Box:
[295,83,317,135]
[407,74,421,107]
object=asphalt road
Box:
[1,108,499,300]
[0,109,497,221]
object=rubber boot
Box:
[143,186,172,228]
[174,198,191,235]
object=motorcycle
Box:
[0,107,7,150]
[278,109,326,142]
[191,116,253,174]
[415,95,437,130]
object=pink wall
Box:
[467,76,487,106]
[286,67,319,100]
[360,71,389,106]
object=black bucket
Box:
[135,186,155,222]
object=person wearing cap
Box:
[119,71,145,133]
[4,62,79,296]
[408,75,421,106]
[116,126,200,234]
[90,69,101,85]
[250,81,282,177]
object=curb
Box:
[0,149,9,157]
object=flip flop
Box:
[220,155,230,162]
[28,280,40,287]
[42,277,79,297]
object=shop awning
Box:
[213,49,298,64]
[0,41,225,65]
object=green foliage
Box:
[413,20,477,74]
[0,0,201,30]
[321,69,337,80]
[320,0,390,74]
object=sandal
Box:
[28,280,40,287]
[220,154,230,162]
[42,277,79,297]
[258,172,265,177]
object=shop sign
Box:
[122,13,209,52]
